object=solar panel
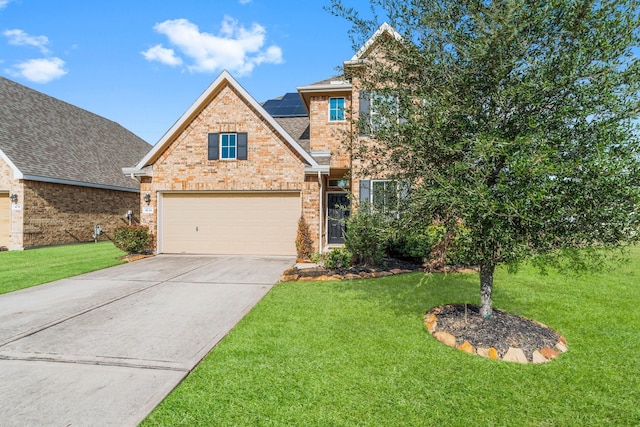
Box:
[263,93,307,117]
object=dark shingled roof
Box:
[0,77,151,191]
[273,116,310,153]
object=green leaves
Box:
[336,0,640,312]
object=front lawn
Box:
[143,247,640,426]
[0,242,126,294]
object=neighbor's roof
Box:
[0,76,151,192]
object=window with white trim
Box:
[359,179,409,217]
[207,132,248,161]
[329,97,345,121]
[220,133,237,159]
[372,180,400,214]
[358,90,404,135]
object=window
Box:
[372,180,399,214]
[207,132,248,160]
[358,90,404,135]
[359,179,409,216]
[329,97,345,121]
[220,133,236,159]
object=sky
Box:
[0,0,376,144]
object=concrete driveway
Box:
[0,255,293,426]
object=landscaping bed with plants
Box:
[281,257,424,282]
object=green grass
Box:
[143,248,640,426]
[0,242,126,294]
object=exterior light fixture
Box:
[9,194,18,203]
[144,192,151,205]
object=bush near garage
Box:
[112,225,153,254]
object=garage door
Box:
[161,192,301,255]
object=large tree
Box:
[331,0,640,317]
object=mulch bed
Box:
[431,304,563,360]
[290,258,425,280]
[119,253,155,262]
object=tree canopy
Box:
[331,0,640,316]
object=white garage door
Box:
[161,192,300,255]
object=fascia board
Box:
[21,175,140,193]
[349,22,403,61]
[0,148,24,179]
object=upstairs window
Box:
[220,133,237,159]
[207,133,248,160]
[329,97,345,121]
[358,90,405,135]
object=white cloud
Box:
[141,44,183,66]
[3,29,50,54]
[8,57,67,83]
[144,16,283,76]
[238,0,252,4]
[0,0,11,9]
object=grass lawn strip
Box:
[143,247,640,426]
[0,242,126,295]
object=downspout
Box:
[318,171,323,254]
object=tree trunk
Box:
[479,263,495,318]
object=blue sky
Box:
[0,0,373,144]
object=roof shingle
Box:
[0,77,151,191]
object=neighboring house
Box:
[0,76,152,250]
[124,23,399,256]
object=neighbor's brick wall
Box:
[308,94,352,169]
[22,180,139,248]
[142,83,320,251]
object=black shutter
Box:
[237,132,248,160]
[208,133,219,160]
[359,90,370,135]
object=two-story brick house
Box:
[124,23,399,256]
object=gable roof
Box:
[0,76,151,192]
[344,22,403,66]
[130,70,324,174]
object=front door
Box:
[327,193,350,244]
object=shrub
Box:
[444,225,474,267]
[344,207,388,267]
[295,215,314,261]
[322,247,353,269]
[112,225,153,254]
[387,224,446,263]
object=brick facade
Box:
[22,181,139,248]
[141,83,321,252]
[0,155,140,249]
